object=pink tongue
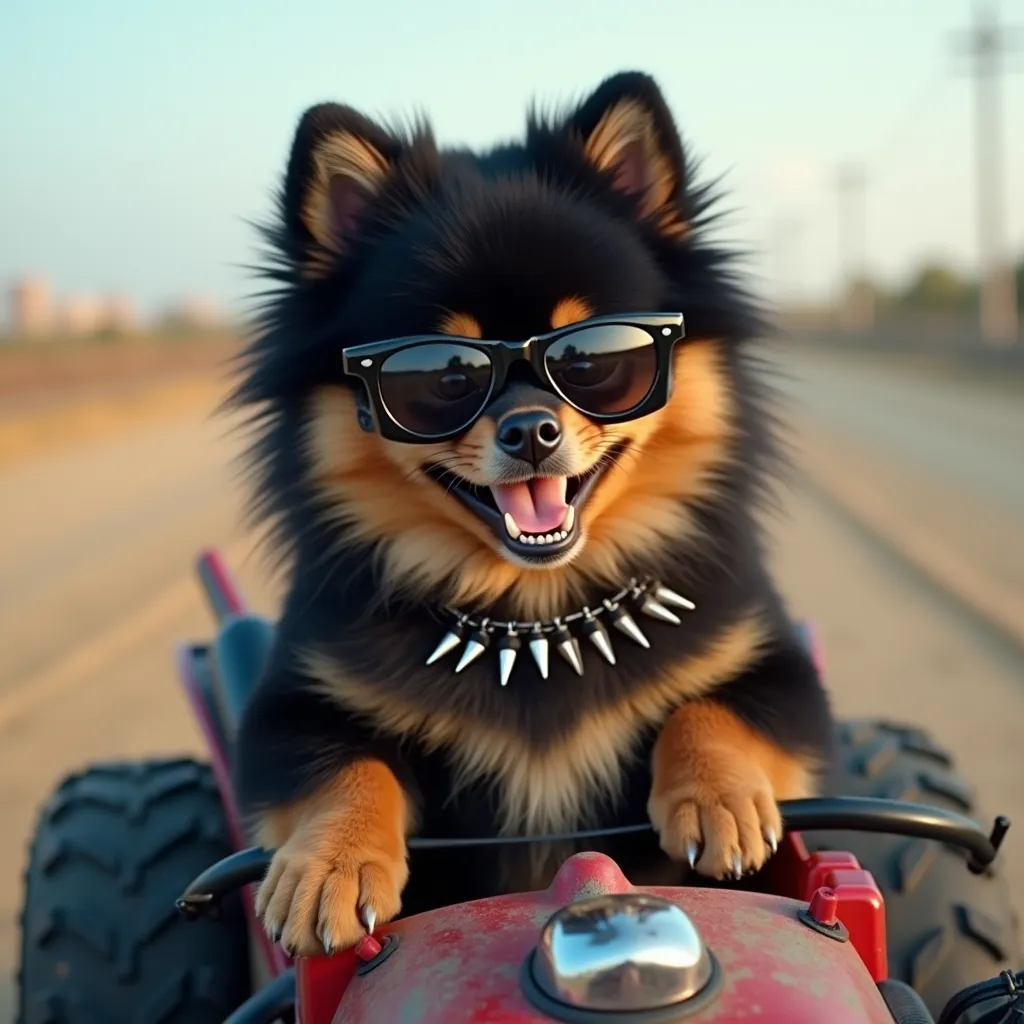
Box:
[491,477,569,534]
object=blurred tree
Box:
[895,262,976,312]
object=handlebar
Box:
[176,796,1010,920]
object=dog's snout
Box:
[496,409,563,465]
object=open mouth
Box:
[425,442,629,561]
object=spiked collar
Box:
[425,577,696,687]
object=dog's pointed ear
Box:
[281,103,402,273]
[569,72,688,237]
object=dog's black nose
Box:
[496,409,563,465]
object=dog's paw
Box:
[253,759,412,956]
[648,773,781,880]
[256,827,408,956]
[647,700,812,882]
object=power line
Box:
[951,0,1023,343]
[866,66,951,171]
[788,67,956,310]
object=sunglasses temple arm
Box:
[354,382,377,433]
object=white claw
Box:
[360,904,376,934]
[685,839,700,870]
[764,828,778,855]
[731,851,743,879]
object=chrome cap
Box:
[531,893,715,1012]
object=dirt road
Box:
[2,345,1022,1019]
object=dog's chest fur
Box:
[309,609,766,837]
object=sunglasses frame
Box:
[341,312,686,444]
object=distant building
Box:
[5,278,226,340]
[161,296,229,331]
[60,295,105,335]
[8,276,54,336]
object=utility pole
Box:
[952,0,1022,344]
[836,163,873,332]
[773,214,803,318]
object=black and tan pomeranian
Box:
[232,70,833,956]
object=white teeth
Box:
[503,512,521,540]
[561,506,575,533]
[515,527,572,547]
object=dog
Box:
[231,70,833,957]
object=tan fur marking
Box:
[257,759,414,849]
[301,131,390,264]
[254,759,412,955]
[583,99,685,236]
[550,296,594,330]
[648,701,819,879]
[437,311,483,338]
[561,339,737,591]
[303,612,768,836]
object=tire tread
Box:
[802,719,1019,1018]
[16,759,250,1024]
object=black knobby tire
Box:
[801,720,1020,1019]
[16,758,252,1024]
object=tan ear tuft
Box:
[583,99,685,237]
[301,132,391,258]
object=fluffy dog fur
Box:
[232,70,833,956]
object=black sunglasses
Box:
[341,312,686,444]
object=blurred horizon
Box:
[2,0,1022,320]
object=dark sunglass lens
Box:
[379,343,493,437]
[544,325,657,415]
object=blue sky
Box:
[2,0,1022,318]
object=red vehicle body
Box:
[167,549,1014,1024]
[290,847,890,1024]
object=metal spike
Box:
[606,602,651,648]
[425,624,464,665]
[655,585,696,612]
[558,637,584,676]
[587,626,616,665]
[639,596,682,626]
[496,626,521,688]
[454,623,490,673]
[580,610,616,665]
[499,646,518,687]
[455,638,487,673]
[528,625,550,679]
[552,621,584,676]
